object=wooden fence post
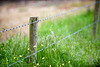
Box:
[93,0,100,39]
[29,17,38,65]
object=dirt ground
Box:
[0,1,94,41]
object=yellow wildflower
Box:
[59,65,61,67]
[49,65,51,67]
[42,57,45,59]
[28,48,29,50]
[62,63,64,66]
[33,66,36,67]
[41,44,43,46]
[14,57,16,59]
[37,63,39,66]
[34,45,37,47]
[68,61,70,63]
[19,55,22,57]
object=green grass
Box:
[0,10,100,67]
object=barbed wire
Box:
[8,20,100,67]
[0,1,100,33]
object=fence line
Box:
[0,1,100,33]
[8,20,100,67]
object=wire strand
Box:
[8,20,100,67]
[0,1,100,33]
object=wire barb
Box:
[0,1,100,33]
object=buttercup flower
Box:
[68,61,70,63]
[62,63,64,66]
[37,63,39,66]
[49,65,51,67]
[14,57,16,59]
[34,45,37,47]
[42,57,45,59]
[28,48,29,50]
[41,44,43,46]
[19,55,22,57]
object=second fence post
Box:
[29,17,38,65]
[93,0,100,39]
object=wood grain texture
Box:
[29,17,38,65]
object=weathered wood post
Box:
[29,17,38,65]
[93,0,100,39]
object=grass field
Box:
[0,10,100,67]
